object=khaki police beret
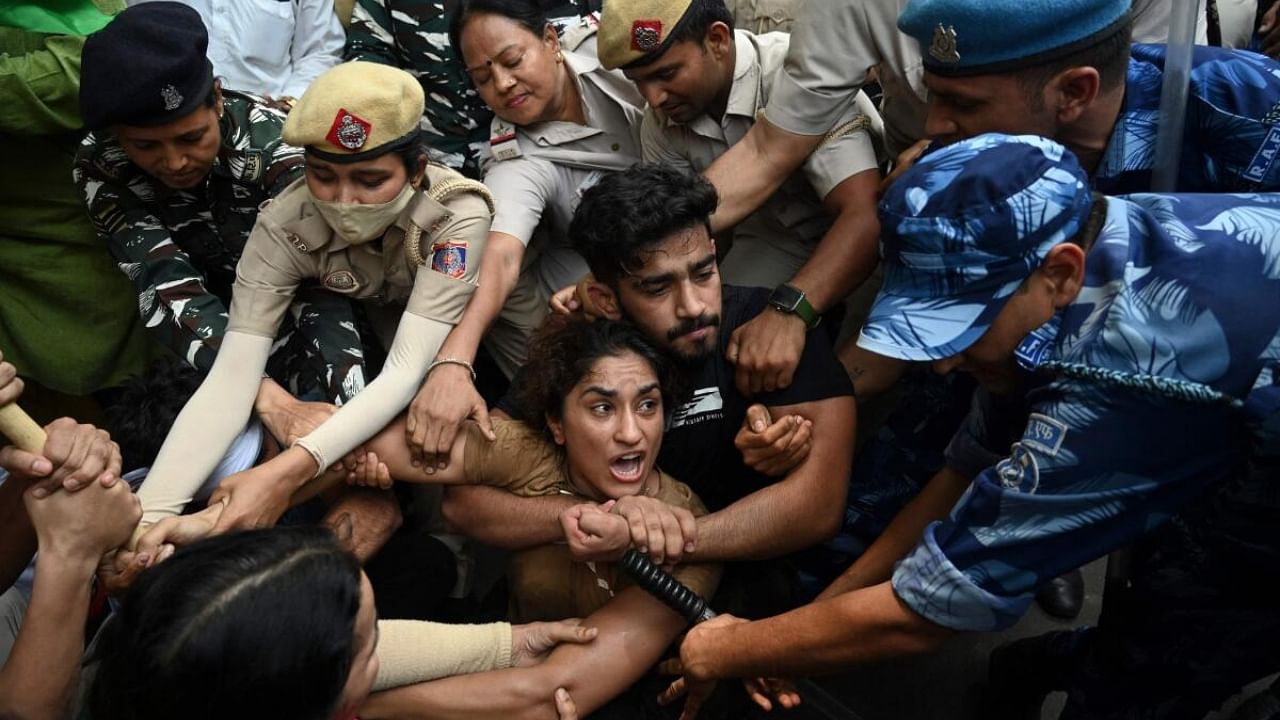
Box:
[283,61,425,161]
[598,0,695,70]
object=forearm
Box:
[296,313,452,475]
[694,478,841,561]
[705,119,823,233]
[0,478,35,592]
[687,583,951,680]
[436,235,524,364]
[696,397,856,561]
[363,588,684,720]
[0,554,95,720]
[373,619,512,692]
[140,331,272,522]
[816,466,971,600]
[788,173,880,312]
[441,485,576,549]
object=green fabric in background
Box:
[0,25,155,395]
[0,0,120,36]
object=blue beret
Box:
[898,0,1131,76]
[858,134,1093,361]
[80,2,214,130]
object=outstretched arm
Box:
[704,119,824,233]
[361,587,687,720]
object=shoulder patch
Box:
[1021,414,1068,457]
[242,150,265,183]
[430,241,468,278]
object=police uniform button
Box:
[611,143,620,151]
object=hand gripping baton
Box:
[619,549,863,720]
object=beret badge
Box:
[631,20,663,52]
[930,24,961,64]
[161,84,184,111]
[327,109,372,151]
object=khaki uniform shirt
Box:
[481,36,645,294]
[463,420,721,623]
[724,0,800,33]
[229,164,492,339]
[642,29,881,254]
[766,0,927,156]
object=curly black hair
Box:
[516,315,686,439]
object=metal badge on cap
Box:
[930,24,961,64]
[161,84,183,111]
[327,109,372,151]
[631,19,663,51]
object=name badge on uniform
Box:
[490,121,522,162]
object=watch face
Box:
[769,285,802,311]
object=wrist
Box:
[280,445,322,487]
[33,544,101,577]
[767,283,821,330]
[254,377,290,416]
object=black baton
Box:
[618,549,863,719]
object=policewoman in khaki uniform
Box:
[403,0,644,470]
[135,61,495,529]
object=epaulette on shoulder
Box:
[405,167,496,267]
[426,173,496,217]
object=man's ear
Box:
[705,21,733,59]
[583,280,623,321]
[546,414,566,445]
[1050,67,1101,124]
[1039,242,1087,308]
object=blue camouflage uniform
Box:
[846,13,1280,584]
[861,135,1280,713]
[1096,43,1280,194]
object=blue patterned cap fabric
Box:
[858,134,1092,362]
[898,0,1131,76]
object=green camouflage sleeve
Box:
[74,154,227,374]
[221,95,306,197]
[343,0,400,66]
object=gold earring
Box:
[555,51,564,62]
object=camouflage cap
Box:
[80,2,214,130]
[857,134,1093,362]
[598,0,695,70]
[283,61,425,162]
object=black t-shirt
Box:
[501,286,854,511]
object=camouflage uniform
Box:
[344,0,599,179]
[73,90,372,404]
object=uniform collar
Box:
[497,43,632,147]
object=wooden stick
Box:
[0,403,47,452]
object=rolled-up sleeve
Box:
[894,385,1238,632]
[765,2,880,136]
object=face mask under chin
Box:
[311,181,416,245]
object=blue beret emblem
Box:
[930,24,960,64]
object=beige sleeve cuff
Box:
[372,620,513,692]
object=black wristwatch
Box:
[767,283,821,330]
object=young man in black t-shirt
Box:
[442,165,856,592]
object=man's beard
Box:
[667,313,720,363]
